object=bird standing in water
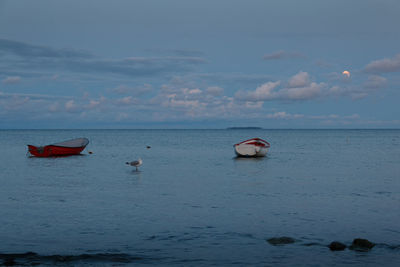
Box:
[126,158,142,171]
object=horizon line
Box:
[1,128,399,131]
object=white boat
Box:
[234,138,270,157]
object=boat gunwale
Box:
[234,138,270,148]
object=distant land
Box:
[227,127,263,130]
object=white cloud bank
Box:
[235,72,325,102]
[0,65,394,127]
[236,70,389,102]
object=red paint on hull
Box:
[27,138,89,157]
[27,145,86,157]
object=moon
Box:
[342,70,350,78]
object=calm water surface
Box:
[0,129,399,266]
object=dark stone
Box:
[349,238,375,251]
[3,258,16,266]
[267,236,296,246]
[329,241,347,251]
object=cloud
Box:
[0,38,92,59]
[280,82,323,100]
[0,38,207,79]
[205,86,224,96]
[187,88,202,94]
[65,100,78,112]
[170,50,204,57]
[288,71,310,88]
[0,85,380,127]
[146,82,268,120]
[116,96,142,106]
[0,92,71,100]
[330,86,370,99]
[344,114,360,119]
[0,91,112,121]
[154,87,205,110]
[244,101,263,109]
[145,48,204,57]
[63,56,205,77]
[125,56,206,64]
[329,74,387,99]
[364,54,400,73]
[2,76,21,84]
[263,50,303,60]
[0,94,29,111]
[329,85,367,100]
[235,81,281,101]
[88,95,109,109]
[193,73,273,85]
[327,72,352,83]
[117,96,134,105]
[307,113,362,126]
[236,69,389,103]
[168,99,202,109]
[88,96,106,109]
[111,84,153,95]
[0,92,73,121]
[266,111,304,119]
[363,75,387,89]
[115,112,129,121]
[48,102,61,112]
[309,114,339,120]
[235,72,324,102]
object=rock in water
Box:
[3,258,16,266]
[329,241,347,251]
[267,236,296,246]
[349,238,375,251]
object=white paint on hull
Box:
[234,144,268,157]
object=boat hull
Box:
[27,138,89,157]
[234,144,268,157]
[28,145,87,157]
[234,138,270,157]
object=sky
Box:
[0,0,400,129]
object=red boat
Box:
[27,138,89,157]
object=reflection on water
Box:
[233,156,267,161]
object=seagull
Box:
[126,158,142,171]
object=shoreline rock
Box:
[329,241,347,251]
[349,238,375,251]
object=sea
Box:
[0,129,399,266]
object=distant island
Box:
[227,127,263,130]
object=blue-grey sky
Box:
[1,0,399,128]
